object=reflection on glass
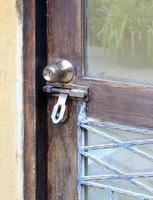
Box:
[86,0,153,84]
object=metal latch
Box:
[43,84,89,124]
[42,58,89,124]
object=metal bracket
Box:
[43,83,89,124]
[43,83,89,102]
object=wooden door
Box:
[24,0,153,199]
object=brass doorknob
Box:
[43,58,74,83]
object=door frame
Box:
[23,0,36,199]
[23,0,47,199]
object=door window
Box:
[86,0,153,85]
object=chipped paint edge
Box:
[16,1,24,199]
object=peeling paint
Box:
[16,0,23,24]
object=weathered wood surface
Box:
[78,79,153,129]
[47,0,153,130]
[47,0,82,76]
[24,0,153,199]
[47,98,78,200]
[47,0,82,199]
[23,0,36,199]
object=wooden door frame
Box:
[23,0,83,199]
[23,0,153,199]
[23,0,81,199]
[23,0,47,199]
[23,0,36,199]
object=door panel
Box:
[46,0,153,200]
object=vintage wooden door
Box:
[24,0,153,200]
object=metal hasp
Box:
[51,93,68,124]
[43,84,89,124]
[43,58,89,124]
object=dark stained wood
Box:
[47,0,82,199]
[24,0,153,199]
[46,0,153,130]
[46,0,153,199]
[47,98,78,200]
[23,0,36,199]
[78,78,153,129]
[24,0,48,199]
[47,0,83,77]
[36,0,48,199]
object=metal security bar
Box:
[78,104,153,200]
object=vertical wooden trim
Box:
[23,0,36,199]
[47,1,83,199]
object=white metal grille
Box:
[78,104,153,200]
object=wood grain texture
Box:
[47,98,78,200]
[79,79,153,129]
[47,1,82,199]
[47,0,83,77]
[47,0,153,199]
[47,0,153,129]
[23,0,36,199]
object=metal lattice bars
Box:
[78,115,153,200]
[82,172,153,181]
[82,181,153,200]
[81,151,153,194]
[81,139,153,151]
[81,124,153,163]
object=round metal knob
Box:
[43,59,74,83]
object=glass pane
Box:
[86,0,153,84]
[79,121,153,200]
[85,187,140,200]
